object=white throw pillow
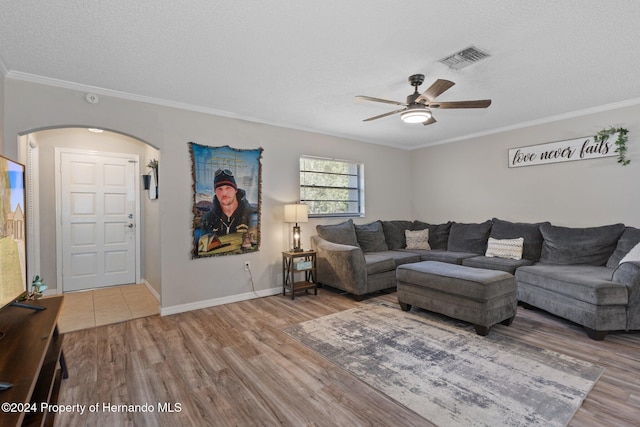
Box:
[485,237,524,260]
[619,242,640,265]
[405,229,430,250]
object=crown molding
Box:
[4,70,363,143]
[5,70,242,116]
[417,97,640,149]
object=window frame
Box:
[299,155,365,218]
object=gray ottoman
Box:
[396,261,517,336]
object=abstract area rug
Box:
[283,304,604,427]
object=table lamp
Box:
[284,204,309,252]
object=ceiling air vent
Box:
[439,45,490,70]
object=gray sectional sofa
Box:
[310,218,640,340]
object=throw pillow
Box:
[619,241,640,265]
[405,229,430,250]
[354,221,389,252]
[485,237,524,260]
[539,223,625,265]
[447,220,492,253]
[316,219,359,247]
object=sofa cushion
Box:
[377,250,421,267]
[490,218,549,261]
[515,264,627,306]
[462,255,535,274]
[539,223,625,266]
[413,221,452,250]
[354,220,388,252]
[316,219,359,247]
[381,220,414,250]
[363,252,396,275]
[405,229,430,250]
[607,227,640,267]
[485,237,524,260]
[447,220,492,254]
[417,249,478,265]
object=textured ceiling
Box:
[1,1,639,149]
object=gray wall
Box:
[2,78,413,312]
[410,103,640,227]
[142,143,161,298]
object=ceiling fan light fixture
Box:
[400,108,432,124]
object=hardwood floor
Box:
[55,288,640,426]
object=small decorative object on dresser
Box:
[29,275,48,300]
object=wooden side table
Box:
[282,250,317,300]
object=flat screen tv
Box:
[0,154,28,320]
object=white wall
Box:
[2,79,413,312]
[411,103,640,227]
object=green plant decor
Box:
[594,127,630,166]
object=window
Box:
[300,156,364,217]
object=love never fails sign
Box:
[508,134,618,168]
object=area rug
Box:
[283,304,604,427]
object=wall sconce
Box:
[142,173,157,200]
[284,204,309,252]
[145,159,158,200]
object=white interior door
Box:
[58,150,138,292]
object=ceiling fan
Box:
[356,74,491,125]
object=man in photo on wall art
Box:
[190,143,262,258]
[200,168,254,234]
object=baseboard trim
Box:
[142,279,161,302]
[160,286,282,316]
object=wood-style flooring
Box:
[55,287,640,426]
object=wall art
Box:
[508,134,619,168]
[189,143,262,258]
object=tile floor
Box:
[57,283,160,333]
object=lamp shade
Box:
[284,204,309,223]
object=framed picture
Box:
[0,155,28,308]
[189,143,263,258]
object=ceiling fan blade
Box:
[422,116,437,126]
[415,79,455,104]
[429,99,492,109]
[363,108,406,122]
[356,95,406,106]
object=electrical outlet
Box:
[244,261,250,271]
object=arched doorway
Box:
[18,126,160,296]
